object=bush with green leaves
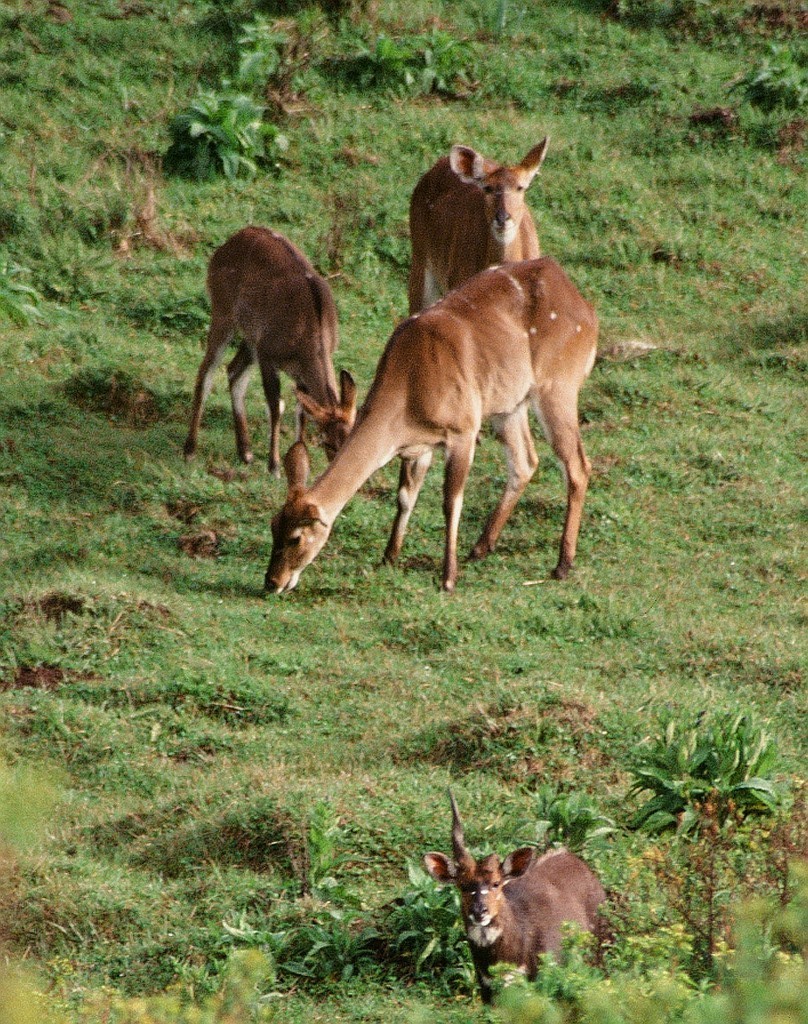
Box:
[164,87,288,181]
[730,43,808,113]
[628,711,785,835]
[495,869,808,1023]
[0,255,47,326]
[338,29,474,97]
[236,17,291,89]
[527,785,616,853]
[382,860,474,991]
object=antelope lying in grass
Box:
[265,255,597,594]
[424,792,606,1004]
[184,226,355,475]
[408,138,549,312]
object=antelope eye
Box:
[482,185,494,194]
[287,534,303,547]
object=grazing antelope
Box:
[265,256,597,594]
[184,226,356,475]
[408,138,549,313]
[424,792,606,1004]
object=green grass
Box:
[0,0,806,1020]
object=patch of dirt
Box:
[2,665,65,692]
[207,464,249,483]
[741,2,808,33]
[777,118,807,166]
[178,530,219,558]
[46,2,72,23]
[166,499,202,524]
[28,592,86,621]
[64,371,162,427]
[1,662,102,693]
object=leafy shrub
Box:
[730,44,808,112]
[274,908,381,986]
[628,711,785,835]
[610,0,736,37]
[0,255,47,326]
[495,871,808,1023]
[382,860,474,991]
[305,800,349,898]
[335,29,474,97]
[528,785,616,853]
[164,88,288,181]
[236,17,291,89]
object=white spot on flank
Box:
[550,311,558,320]
[529,326,537,335]
[576,324,582,332]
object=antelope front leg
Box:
[470,406,538,561]
[227,342,255,464]
[442,436,475,592]
[383,451,433,565]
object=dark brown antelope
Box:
[265,256,597,594]
[184,226,356,475]
[408,139,549,313]
[424,792,606,1004]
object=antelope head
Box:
[449,139,549,248]
[296,369,358,461]
[424,791,536,944]
[265,441,332,594]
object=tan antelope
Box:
[265,255,597,594]
[408,138,549,313]
[424,792,606,1004]
[184,226,356,475]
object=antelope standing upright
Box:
[424,792,606,1004]
[184,226,355,475]
[265,256,597,594]
[408,139,549,313]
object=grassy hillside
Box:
[0,1,806,1021]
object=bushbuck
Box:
[265,256,597,594]
[184,226,356,475]
[424,792,606,1004]
[408,138,549,313]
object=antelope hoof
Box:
[469,539,493,561]
[183,439,196,462]
[551,560,571,581]
[441,577,457,593]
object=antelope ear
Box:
[502,847,535,879]
[518,137,549,184]
[283,440,310,492]
[296,389,330,425]
[339,369,357,419]
[449,145,489,185]
[424,852,456,883]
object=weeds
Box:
[527,786,616,853]
[0,255,47,326]
[730,42,808,112]
[164,88,288,181]
[628,711,786,835]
